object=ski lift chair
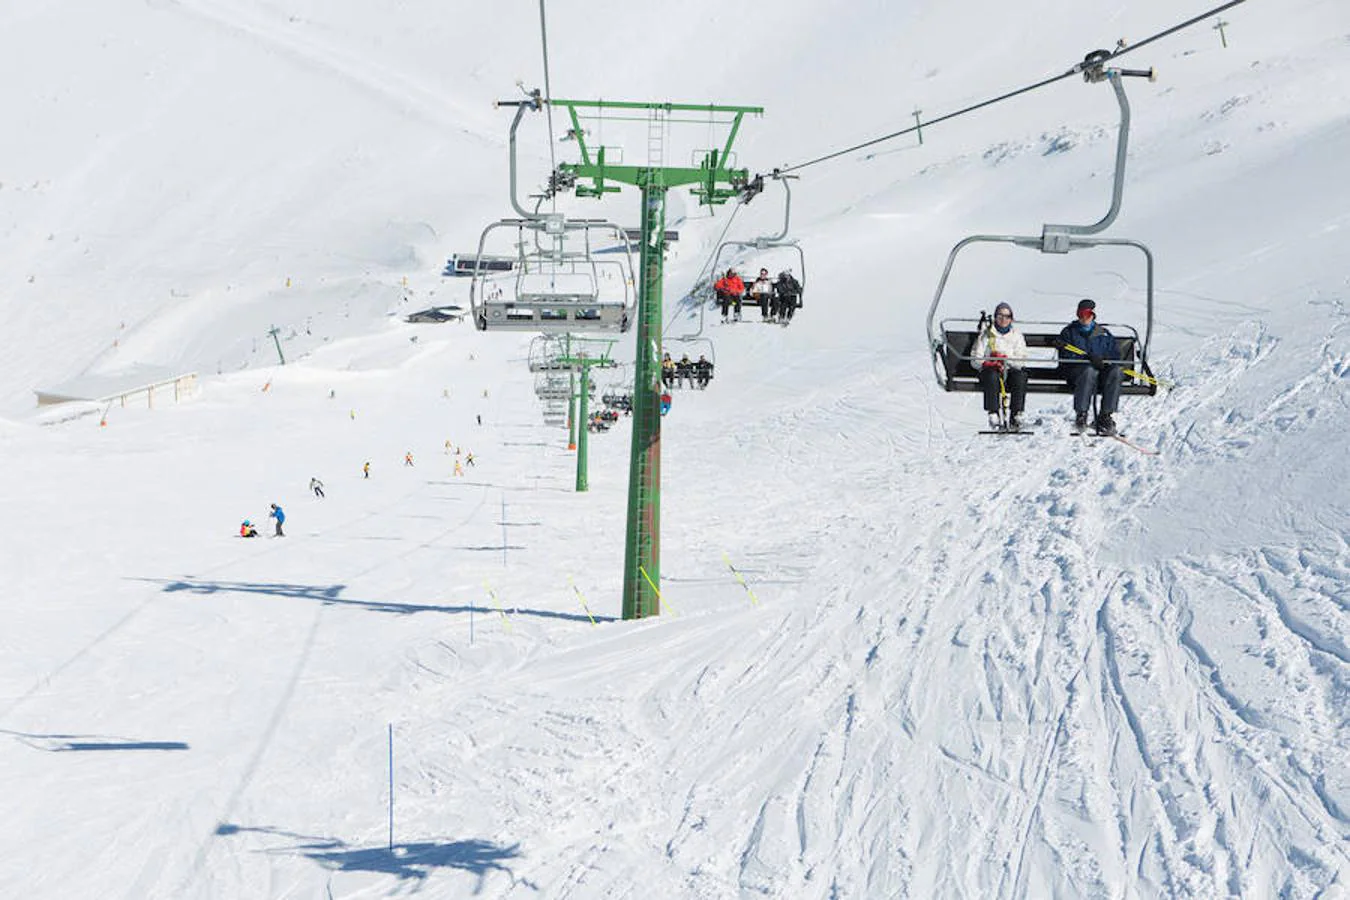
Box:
[926,52,1160,399]
[534,372,578,401]
[663,336,716,390]
[709,174,807,315]
[527,335,570,372]
[469,216,637,333]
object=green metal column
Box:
[621,180,667,619]
[567,368,577,450]
[576,356,591,492]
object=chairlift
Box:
[469,215,638,333]
[709,174,807,316]
[661,338,716,391]
[926,52,1158,398]
[527,335,570,372]
[468,96,638,333]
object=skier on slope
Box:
[269,503,286,537]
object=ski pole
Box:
[1059,341,1169,388]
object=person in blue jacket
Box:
[1058,298,1122,434]
[269,503,286,537]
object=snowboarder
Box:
[268,503,285,537]
[971,302,1030,431]
[240,520,259,538]
[309,477,325,498]
[1058,298,1122,434]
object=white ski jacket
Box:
[970,324,1030,369]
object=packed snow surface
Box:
[0,1,1346,897]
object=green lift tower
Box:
[549,98,761,619]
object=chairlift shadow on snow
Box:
[148,578,613,623]
[301,838,525,886]
[2,727,189,753]
[217,823,525,887]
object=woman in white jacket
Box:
[970,302,1030,430]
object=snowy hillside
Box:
[1,0,1347,898]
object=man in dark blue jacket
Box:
[1059,299,1122,434]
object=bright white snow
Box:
[1,1,1347,897]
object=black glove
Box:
[1088,353,1105,371]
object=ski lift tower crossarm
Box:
[549,96,762,620]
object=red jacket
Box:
[714,274,745,296]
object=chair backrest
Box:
[939,324,1154,396]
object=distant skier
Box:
[660,391,672,416]
[363,461,371,479]
[268,503,285,537]
[453,460,464,477]
[309,477,325,498]
[404,451,414,467]
[465,451,476,467]
[239,519,259,538]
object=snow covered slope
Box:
[0,1,1346,897]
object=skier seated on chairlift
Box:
[773,270,802,324]
[713,269,745,322]
[970,302,1029,431]
[1057,298,1122,435]
[676,354,696,389]
[661,352,676,388]
[695,355,714,389]
[750,268,774,320]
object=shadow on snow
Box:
[144,578,613,622]
[217,823,529,888]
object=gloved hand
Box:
[982,359,1004,371]
[1088,353,1105,371]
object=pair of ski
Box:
[979,419,1158,456]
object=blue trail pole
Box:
[387,724,394,852]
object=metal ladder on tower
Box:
[646,106,668,179]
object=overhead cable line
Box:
[774,0,1248,177]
